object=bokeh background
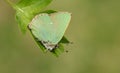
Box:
[0,0,120,73]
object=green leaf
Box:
[51,44,64,57]
[16,0,52,15]
[40,10,57,14]
[60,36,70,43]
[15,0,52,33]
[16,11,30,33]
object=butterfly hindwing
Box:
[29,13,53,42]
[50,12,71,44]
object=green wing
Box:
[50,12,71,44]
[29,12,71,44]
[29,13,53,42]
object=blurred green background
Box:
[0,0,120,73]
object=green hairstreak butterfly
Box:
[29,12,71,51]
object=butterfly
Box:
[29,12,71,51]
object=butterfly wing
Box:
[50,12,71,44]
[29,12,71,45]
[29,13,54,42]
